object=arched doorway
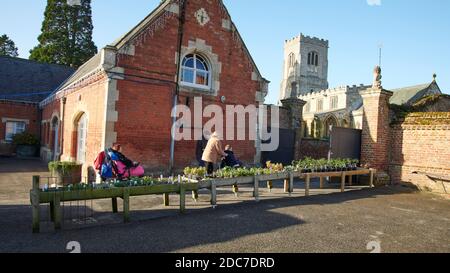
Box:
[76,113,87,164]
[51,116,60,161]
[324,115,338,138]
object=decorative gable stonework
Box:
[194,8,210,26]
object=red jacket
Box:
[94,151,106,171]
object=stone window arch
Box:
[288,53,296,67]
[181,53,211,89]
[180,39,222,96]
[308,51,319,66]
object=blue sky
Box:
[1,0,449,104]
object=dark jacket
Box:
[221,150,241,168]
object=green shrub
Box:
[12,132,39,146]
[48,161,80,175]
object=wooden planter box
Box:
[31,178,199,233]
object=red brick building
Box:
[0,56,74,156]
[38,0,269,179]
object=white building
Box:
[279,34,442,139]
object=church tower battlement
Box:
[279,33,329,102]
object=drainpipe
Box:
[37,104,43,159]
[169,0,187,174]
[60,97,67,161]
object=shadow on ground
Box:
[0,185,420,253]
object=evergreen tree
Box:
[0,35,19,57]
[30,0,97,67]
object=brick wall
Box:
[0,100,40,155]
[298,138,329,160]
[40,99,62,161]
[390,112,450,193]
[41,72,108,181]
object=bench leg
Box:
[254,176,260,202]
[50,202,55,222]
[210,184,217,207]
[180,187,186,214]
[112,198,118,213]
[305,174,310,196]
[163,193,170,207]
[284,179,289,193]
[123,189,130,223]
[341,173,346,193]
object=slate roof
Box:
[57,52,102,91]
[390,81,441,106]
[0,56,75,103]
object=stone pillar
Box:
[360,87,393,182]
[281,98,306,160]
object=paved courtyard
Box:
[0,157,449,253]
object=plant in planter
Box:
[48,161,82,186]
[184,167,206,180]
[12,132,40,158]
[266,161,284,173]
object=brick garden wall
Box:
[389,112,450,193]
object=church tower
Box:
[279,34,329,102]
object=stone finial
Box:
[372,66,382,89]
[433,73,437,82]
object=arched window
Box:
[288,53,296,67]
[317,98,324,112]
[181,54,211,89]
[308,51,319,67]
[330,96,339,109]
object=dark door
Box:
[261,128,296,166]
[329,127,362,160]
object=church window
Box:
[308,51,319,67]
[317,99,324,112]
[330,96,339,109]
[305,102,311,113]
[288,53,295,67]
[181,54,211,89]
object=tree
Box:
[0,35,19,57]
[30,0,97,67]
